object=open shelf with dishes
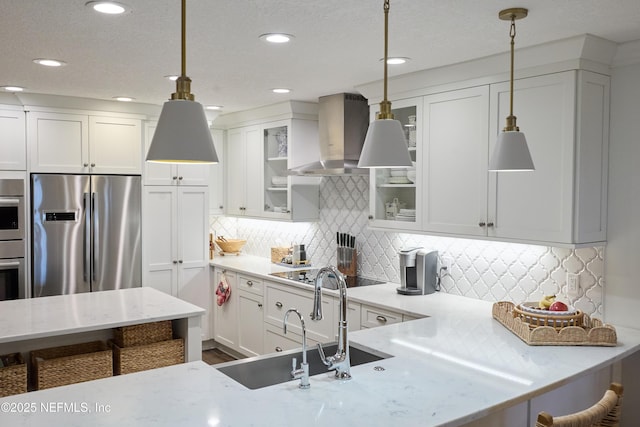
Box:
[263,124,290,215]
[368,99,422,230]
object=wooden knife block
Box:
[337,248,357,277]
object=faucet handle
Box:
[292,357,297,372]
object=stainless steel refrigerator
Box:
[31,174,141,297]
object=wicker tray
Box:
[114,320,173,348]
[110,338,184,375]
[493,301,617,346]
[31,341,113,390]
[0,353,27,397]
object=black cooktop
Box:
[269,269,385,289]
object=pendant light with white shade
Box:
[357,0,412,168]
[146,0,219,164]
[488,8,534,172]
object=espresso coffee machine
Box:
[397,248,438,295]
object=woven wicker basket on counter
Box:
[0,353,27,397]
[31,341,113,390]
[270,246,290,263]
[114,320,173,348]
[493,301,617,346]
[110,338,184,375]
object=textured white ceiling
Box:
[1,0,639,113]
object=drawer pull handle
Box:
[376,315,388,323]
[275,302,283,309]
[275,346,283,352]
[247,280,253,286]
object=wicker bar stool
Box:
[536,383,623,427]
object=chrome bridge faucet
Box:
[312,266,351,380]
[283,308,310,389]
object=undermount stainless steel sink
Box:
[215,343,392,390]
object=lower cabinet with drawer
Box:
[361,304,403,329]
[264,323,320,354]
[264,281,335,344]
[237,290,263,357]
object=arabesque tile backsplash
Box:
[211,176,604,318]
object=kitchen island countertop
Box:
[1,258,639,426]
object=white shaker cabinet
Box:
[0,107,26,170]
[421,86,490,236]
[28,111,142,174]
[143,121,211,186]
[237,275,264,357]
[225,125,263,217]
[209,128,225,215]
[142,186,211,340]
[487,70,609,244]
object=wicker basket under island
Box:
[31,341,113,390]
[0,352,27,397]
[110,320,185,375]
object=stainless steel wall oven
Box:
[0,179,26,301]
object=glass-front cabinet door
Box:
[263,121,290,219]
[368,97,422,231]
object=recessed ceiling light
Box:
[381,57,411,65]
[164,75,179,81]
[1,86,25,92]
[206,105,223,111]
[86,1,129,14]
[259,33,294,44]
[272,88,291,94]
[33,58,66,67]
[113,96,134,102]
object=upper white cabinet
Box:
[28,111,142,174]
[0,106,26,170]
[143,121,211,186]
[226,125,263,217]
[217,101,320,222]
[488,70,609,245]
[368,70,609,246]
[421,86,490,237]
[209,128,225,215]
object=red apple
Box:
[549,301,569,312]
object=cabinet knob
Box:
[275,346,283,352]
[172,176,178,180]
[173,260,178,264]
[91,163,96,168]
[376,315,388,323]
[478,221,486,227]
[83,163,89,167]
[178,260,183,264]
[487,222,494,227]
[178,176,183,180]
[368,215,374,220]
[257,303,263,308]
[219,205,223,209]
[246,280,253,286]
[275,301,283,309]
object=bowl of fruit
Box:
[515,295,583,330]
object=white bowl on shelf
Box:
[271,176,288,186]
[389,169,407,177]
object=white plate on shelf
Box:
[387,177,412,184]
[519,302,578,316]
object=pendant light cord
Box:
[508,16,516,122]
[504,13,518,132]
[378,0,393,120]
[172,0,194,101]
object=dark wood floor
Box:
[202,348,236,365]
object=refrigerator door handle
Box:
[91,192,97,283]
[83,192,90,283]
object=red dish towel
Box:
[216,272,231,306]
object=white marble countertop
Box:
[0,287,205,344]
[2,257,640,426]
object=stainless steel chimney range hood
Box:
[287,93,370,176]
